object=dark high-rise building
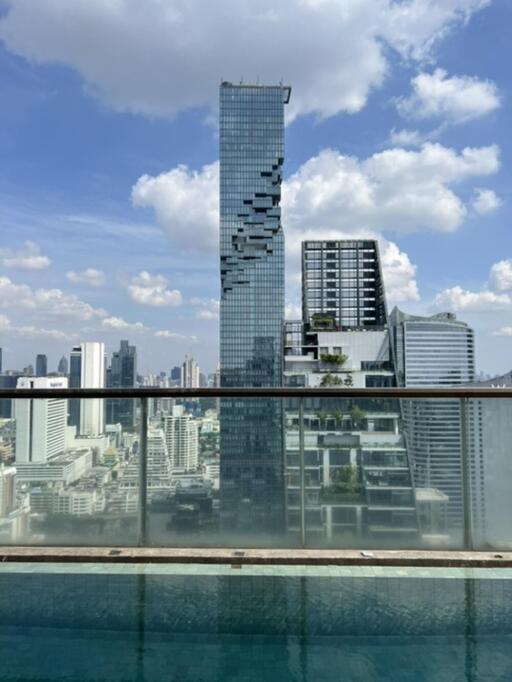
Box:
[219,82,290,533]
[57,355,68,376]
[106,340,137,428]
[302,240,387,330]
[0,374,22,419]
[68,346,82,430]
[170,366,181,382]
[35,354,47,377]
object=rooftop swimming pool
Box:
[1,563,512,681]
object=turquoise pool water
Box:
[1,564,512,681]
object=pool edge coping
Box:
[2,547,512,568]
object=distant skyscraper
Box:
[212,365,221,388]
[106,340,137,428]
[57,355,68,376]
[68,343,105,436]
[164,406,199,471]
[35,354,47,377]
[68,347,82,429]
[389,308,475,534]
[170,366,181,382]
[302,240,387,329]
[15,377,68,463]
[0,373,22,419]
[0,348,2,374]
[219,82,290,532]
[181,355,199,388]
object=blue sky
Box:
[0,0,510,376]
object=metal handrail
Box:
[1,387,512,399]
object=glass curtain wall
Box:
[218,83,290,535]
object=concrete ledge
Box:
[2,546,512,568]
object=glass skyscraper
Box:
[106,340,137,428]
[35,354,47,377]
[219,82,291,535]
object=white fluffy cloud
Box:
[285,303,302,320]
[396,68,500,123]
[0,275,160,349]
[101,316,145,331]
[377,0,491,61]
[128,271,183,307]
[433,286,511,312]
[0,275,107,320]
[0,241,50,270]
[132,164,218,252]
[66,268,106,287]
[472,188,502,215]
[154,330,198,343]
[0,1,489,121]
[133,143,500,252]
[190,298,220,320]
[492,326,512,337]
[283,144,499,235]
[11,326,73,341]
[388,129,426,147]
[433,259,512,313]
[0,314,73,340]
[133,141,501,311]
[380,242,420,303]
[489,260,512,292]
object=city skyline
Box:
[1,6,511,680]
[0,1,510,376]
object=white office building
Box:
[164,406,199,471]
[147,428,172,496]
[70,342,105,436]
[389,308,475,535]
[15,377,68,464]
[180,355,200,389]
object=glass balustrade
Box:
[0,389,511,551]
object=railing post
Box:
[460,397,473,550]
[138,397,148,547]
[298,397,306,549]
